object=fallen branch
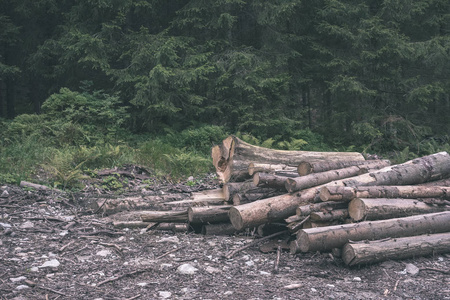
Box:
[224,230,288,259]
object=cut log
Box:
[296,201,347,216]
[230,152,450,230]
[187,205,232,224]
[140,210,188,222]
[348,198,449,221]
[419,178,450,186]
[319,185,450,202]
[232,192,280,205]
[253,173,290,190]
[223,181,256,201]
[248,163,297,176]
[201,223,239,235]
[291,211,450,254]
[297,160,390,176]
[287,160,391,193]
[310,209,349,222]
[342,232,450,266]
[20,181,63,192]
[212,135,365,183]
[92,196,167,215]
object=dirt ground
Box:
[0,171,449,300]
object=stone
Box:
[159,291,172,298]
[177,263,198,275]
[10,276,26,283]
[353,277,362,282]
[39,259,60,268]
[96,249,112,257]
[20,221,34,229]
[405,263,420,276]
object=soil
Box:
[0,167,449,300]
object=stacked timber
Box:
[101,135,450,266]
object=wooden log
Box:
[233,192,272,205]
[296,201,347,216]
[342,232,450,266]
[253,172,290,190]
[348,198,449,221]
[187,205,232,224]
[287,160,391,193]
[140,210,188,222]
[20,181,63,192]
[310,209,349,222]
[92,196,166,215]
[230,152,450,230]
[201,223,239,235]
[212,135,365,183]
[248,163,297,176]
[291,211,450,254]
[113,221,153,228]
[297,160,390,176]
[223,181,256,201]
[320,185,450,202]
[419,178,450,186]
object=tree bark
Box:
[296,201,347,216]
[187,205,232,224]
[253,172,290,190]
[310,209,349,222]
[291,211,450,254]
[223,181,256,201]
[342,232,450,266]
[212,135,365,183]
[319,185,450,202]
[348,198,449,221]
[297,160,390,176]
[286,162,389,193]
[140,210,188,222]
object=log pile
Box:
[105,136,450,266]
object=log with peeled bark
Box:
[348,198,449,221]
[187,205,232,224]
[223,181,256,201]
[212,135,365,183]
[297,160,391,176]
[319,185,450,202]
[248,163,297,176]
[286,160,391,193]
[290,211,450,254]
[232,190,283,205]
[253,172,290,190]
[342,232,450,266]
[92,196,186,215]
[140,210,188,222]
[296,201,347,216]
[310,209,349,222]
[229,152,450,230]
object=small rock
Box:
[20,221,34,229]
[0,222,11,228]
[1,190,9,198]
[284,283,302,290]
[405,263,420,276]
[30,267,39,272]
[259,271,271,275]
[177,263,198,275]
[311,288,317,292]
[327,284,335,288]
[245,260,255,267]
[59,230,69,236]
[224,291,233,295]
[137,282,148,287]
[96,250,112,257]
[160,263,173,269]
[159,291,172,298]
[39,259,60,268]
[353,277,362,282]
[158,236,180,244]
[10,276,26,282]
[16,285,30,290]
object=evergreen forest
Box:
[1,0,450,187]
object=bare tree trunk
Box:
[342,232,450,266]
[348,198,449,221]
[290,211,450,254]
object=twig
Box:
[36,285,66,296]
[288,215,310,232]
[59,241,75,252]
[99,242,124,257]
[97,268,154,287]
[156,246,186,260]
[393,279,400,291]
[273,244,282,274]
[93,198,109,214]
[125,295,141,300]
[419,267,450,275]
[225,230,288,259]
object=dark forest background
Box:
[1,0,450,187]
